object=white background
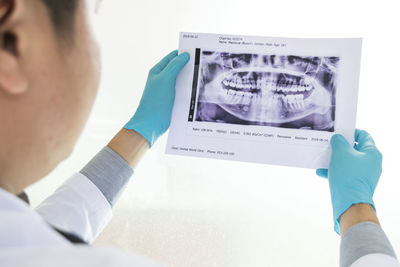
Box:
[27,0,400,266]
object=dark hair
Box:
[41,0,79,36]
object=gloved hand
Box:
[124,50,190,147]
[316,129,383,234]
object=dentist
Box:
[0,0,398,266]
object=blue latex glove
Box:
[316,129,383,234]
[124,50,190,147]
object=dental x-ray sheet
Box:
[166,32,362,168]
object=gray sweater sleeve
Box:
[340,222,397,267]
[80,146,133,207]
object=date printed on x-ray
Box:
[166,32,362,169]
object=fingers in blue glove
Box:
[150,50,179,74]
[162,52,190,76]
[355,129,377,152]
[315,130,379,178]
[316,134,351,179]
[330,134,352,151]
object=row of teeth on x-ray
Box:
[222,77,313,93]
[220,75,314,112]
[221,89,308,111]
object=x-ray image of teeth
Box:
[195,51,339,132]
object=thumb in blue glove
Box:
[124,50,190,147]
[316,129,383,234]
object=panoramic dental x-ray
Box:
[196,51,338,132]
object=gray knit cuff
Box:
[80,146,133,207]
[340,222,396,267]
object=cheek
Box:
[78,28,102,106]
[90,41,102,101]
[33,44,101,162]
[66,53,100,132]
[40,15,102,160]
[79,43,101,122]
[68,1,102,128]
[64,39,101,138]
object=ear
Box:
[0,0,27,95]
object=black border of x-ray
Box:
[188,48,201,121]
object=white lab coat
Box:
[0,173,398,267]
[0,173,163,267]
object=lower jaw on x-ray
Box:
[195,51,338,132]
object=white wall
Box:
[27,0,400,266]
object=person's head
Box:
[0,0,102,194]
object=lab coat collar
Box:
[0,187,31,212]
[0,187,70,248]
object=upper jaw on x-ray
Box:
[197,52,338,131]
